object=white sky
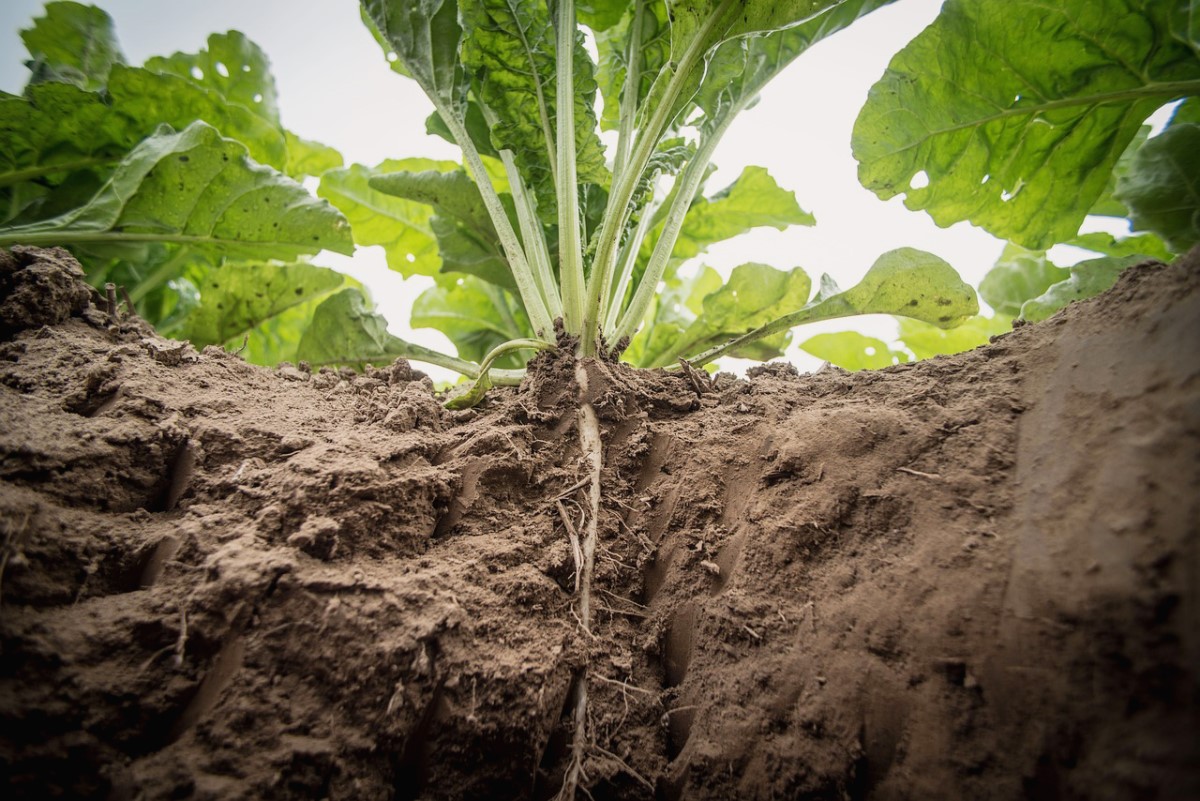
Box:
[2,0,1021,379]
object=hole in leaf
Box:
[215,61,229,78]
[406,253,416,263]
[242,64,251,72]
[253,93,264,103]
[456,278,464,286]
[910,170,930,190]
[190,66,204,80]
[865,346,877,356]
[981,174,990,185]
[1001,189,1014,202]
[387,52,398,63]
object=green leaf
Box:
[172,261,346,350]
[20,1,125,91]
[106,64,287,169]
[0,83,135,219]
[853,0,1200,250]
[1116,123,1200,253]
[643,262,811,367]
[143,31,281,125]
[897,314,1012,360]
[318,158,458,276]
[1065,231,1173,262]
[1088,126,1150,219]
[361,0,467,111]
[411,275,531,367]
[800,331,910,371]
[284,131,344,179]
[646,165,814,266]
[978,244,1070,317]
[1020,256,1143,322]
[297,287,423,367]
[692,1,894,132]
[0,121,352,258]
[459,0,609,220]
[369,167,513,289]
[425,101,499,159]
[687,248,979,368]
[578,0,628,31]
[1171,96,1200,125]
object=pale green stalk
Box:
[482,103,561,320]
[580,0,737,355]
[556,0,585,333]
[433,97,555,338]
[603,202,654,336]
[610,0,645,186]
[613,108,738,344]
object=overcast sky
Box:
[2,0,1019,378]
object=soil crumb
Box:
[1,246,1197,800]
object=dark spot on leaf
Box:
[939,315,952,323]
[312,236,319,241]
[255,293,264,299]
[222,154,229,161]
[217,303,224,310]
[908,299,919,307]
[263,197,270,203]
[211,283,220,289]
[936,297,953,306]
[294,288,304,295]
[179,155,189,162]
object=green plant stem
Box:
[433,98,555,339]
[610,0,646,186]
[556,0,585,333]
[603,202,654,336]
[482,109,561,320]
[580,0,737,356]
[613,110,738,344]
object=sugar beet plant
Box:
[2,0,1196,793]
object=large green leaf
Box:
[0,121,352,258]
[1066,231,1173,262]
[106,64,287,169]
[640,262,811,367]
[800,331,910,371]
[687,248,978,368]
[284,131,344,179]
[978,245,1070,317]
[318,158,458,277]
[459,0,609,220]
[644,166,814,265]
[144,31,281,125]
[361,0,467,112]
[1020,256,1143,322]
[370,168,514,290]
[411,275,531,366]
[170,261,346,350]
[297,287,425,367]
[1116,123,1200,253]
[853,0,1200,249]
[897,314,1013,360]
[642,0,852,130]
[20,1,125,91]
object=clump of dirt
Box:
[0,246,1197,800]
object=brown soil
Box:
[0,245,1197,801]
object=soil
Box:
[0,244,1197,801]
